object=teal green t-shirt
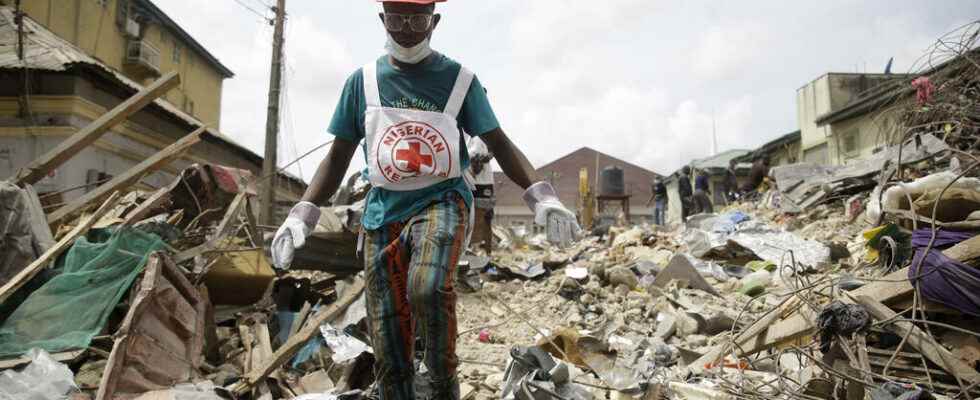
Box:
[327,53,500,230]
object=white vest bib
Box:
[362,61,474,191]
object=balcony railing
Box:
[125,40,160,75]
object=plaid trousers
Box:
[362,192,468,400]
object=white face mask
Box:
[385,33,432,64]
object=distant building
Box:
[494,147,662,230]
[664,149,749,224]
[10,0,232,126]
[797,73,911,165]
[814,49,980,164]
[735,130,801,167]
[0,4,306,216]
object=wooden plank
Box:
[0,191,121,304]
[288,301,312,339]
[942,234,980,265]
[9,71,180,186]
[0,350,85,370]
[230,279,365,395]
[48,126,205,225]
[688,297,800,373]
[121,185,174,227]
[854,295,980,385]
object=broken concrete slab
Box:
[649,254,721,297]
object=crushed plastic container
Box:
[0,348,77,400]
[738,270,771,296]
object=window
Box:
[183,97,195,116]
[95,0,108,7]
[115,0,130,27]
[841,129,859,156]
[172,41,181,63]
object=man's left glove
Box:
[271,201,321,269]
[523,182,582,247]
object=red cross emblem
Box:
[394,141,433,173]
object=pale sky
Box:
[155,0,978,181]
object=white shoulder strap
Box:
[363,61,381,107]
[444,66,475,119]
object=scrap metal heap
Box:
[2,22,980,400]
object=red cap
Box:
[377,0,445,3]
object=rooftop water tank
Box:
[599,166,625,196]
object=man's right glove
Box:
[522,181,582,247]
[271,201,321,269]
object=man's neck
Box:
[388,53,436,71]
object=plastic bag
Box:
[320,324,372,363]
[0,348,76,400]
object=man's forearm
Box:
[480,128,537,189]
[301,138,359,205]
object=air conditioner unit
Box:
[125,40,160,75]
[125,18,140,38]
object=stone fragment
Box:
[607,265,639,289]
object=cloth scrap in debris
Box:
[909,229,980,317]
[816,301,870,354]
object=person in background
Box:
[646,176,668,225]
[724,159,739,203]
[678,166,693,221]
[465,135,494,255]
[693,169,714,214]
[741,157,771,195]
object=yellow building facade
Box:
[12,0,232,128]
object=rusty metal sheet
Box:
[96,252,209,400]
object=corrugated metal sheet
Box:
[0,9,97,71]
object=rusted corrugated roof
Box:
[0,8,305,187]
[0,8,101,71]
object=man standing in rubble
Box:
[465,135,495,255]
[741,157,770,196]
[646,176,667,226]
[269,1,581,398]
[692,169,714,214]
[678,166,694,220]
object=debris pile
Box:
[2,20,980,400]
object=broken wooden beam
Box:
[230,278,365,395]
[687,297,801,373]
[9,71,180,186]
[854,294,980,385]
[47,126,205,225]
[0,191,121,305]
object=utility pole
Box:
[260,0,286,226]
[711,110,718,156]
[14,0,24,61]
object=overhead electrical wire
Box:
[230,0,270,22]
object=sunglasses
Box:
[382,13,435,33]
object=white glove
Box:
[523,182,582,247]
[271,201,321,269]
